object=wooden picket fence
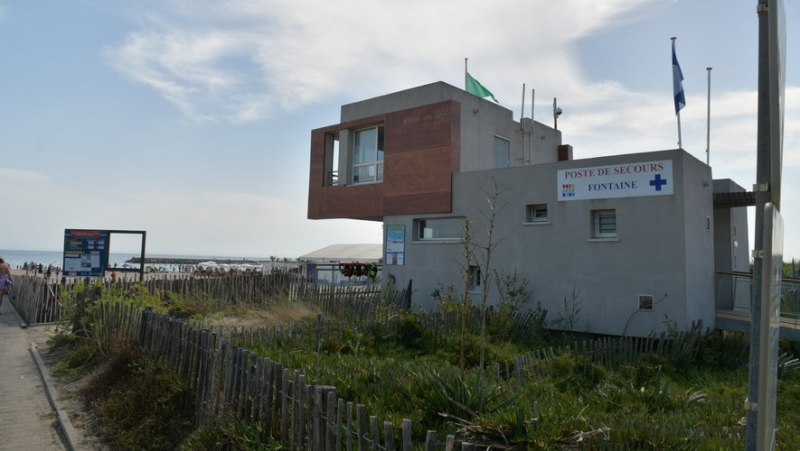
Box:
[90,303,478,450]
[10,274,710,448]
[7,276,64,325]
[92,303,706,449]
[8,274,411,328]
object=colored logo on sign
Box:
[562,184,575,198]
[649,174,668,191]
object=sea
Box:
[0,249,271,272]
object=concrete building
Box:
[307,81,749,337]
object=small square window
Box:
[593,209,617,238]
[526,204,548,222]
[639,295,654,311]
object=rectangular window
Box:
[593,209,617,238]
[416,218,463,241]
[526,204,548,222]
[324,132,339,186]
[494,136,510,168]
[469,265,482,292]
[638,295,654,311]
[353,125,384,184]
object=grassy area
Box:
[48,282,800,449]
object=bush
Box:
[181,416,282,450]
[396,313,428,352]
[84,346,193,450]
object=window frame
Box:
[638,294,654,311]
[469,265,482,293]
[593,209,617,239]
[526,204,549,223]
[352,125,384,185]
[415,217,465,242]
[494,135,510,168]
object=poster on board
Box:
[63,229,110,277]
[385,225,405,265]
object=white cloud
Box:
[0,168,53,185]
[104,0,671,123]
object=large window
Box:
[592,209,617,238]
[353,126,384,184]
[416,218,463,241]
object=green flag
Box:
[466,72,498,102]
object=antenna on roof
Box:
[553,97,563,130]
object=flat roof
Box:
[299,243,382,262]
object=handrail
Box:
[715,270,800,283]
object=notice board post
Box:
[63,229,146,282]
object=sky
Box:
[0,0,798,260]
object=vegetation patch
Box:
[38,275,800,449]
[81,346,193,450]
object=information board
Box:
[385,225,405,265]
[63,229,110,277]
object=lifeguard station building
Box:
[307,82,749,337]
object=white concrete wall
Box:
[382,150,717,336]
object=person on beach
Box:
[0,257,13,310]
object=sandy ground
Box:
[14,320,111,450]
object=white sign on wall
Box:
[557,160,674,201]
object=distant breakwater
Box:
[126,257,270,265]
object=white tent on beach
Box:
[298,243,382,263]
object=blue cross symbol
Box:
[649,174,668,191]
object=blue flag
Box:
[672,40,686,115]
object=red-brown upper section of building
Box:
[308,100,460,221]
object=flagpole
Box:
[706,67,712,165]
[464,58,468,90]
[672,37,682,149]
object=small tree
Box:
[459,218,474,379]
[471,176,507,408]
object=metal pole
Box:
[139,231,147,283]
[745,2,770,449]
[553,97,558,130]
[521,84,526,165]
[530,88,535,165]
[464,58,468,90]
[672,37,683,149]
[707,67,713,165]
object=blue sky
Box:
[0,0,798,259]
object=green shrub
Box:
[181,416,283,450]
[85,347,193,450]
[396,313,428,352]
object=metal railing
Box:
[715,271,800,329]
